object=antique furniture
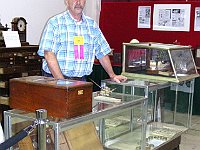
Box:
[0,45,42,105]
[10,76,93,118]
[0,22,9,47]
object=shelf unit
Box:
[0,45,42,105]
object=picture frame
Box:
[153,4,191,31]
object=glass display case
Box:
[122,42,199,83]
[101,78,195,128]
[101,79,168,122]
[4,93,149,150]
[100,79,189,149]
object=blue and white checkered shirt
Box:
[38,10,111,77]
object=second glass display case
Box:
[122,42,199,83]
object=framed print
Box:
[153,4,191,31]
[138,6,151,28]
[194,7,200,31]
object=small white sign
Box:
[2,31,21,47]
[194,7,200,31]
[196,48,200,58]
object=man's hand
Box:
[99,55,127,83]
[110,75,127,83]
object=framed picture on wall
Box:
[138,6,151,28]
[153,4,191,31]
[194,7,200,31]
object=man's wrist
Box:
[109,73,116,79]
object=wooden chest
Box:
[10,76,93,118]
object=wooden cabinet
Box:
[0,45,42,105]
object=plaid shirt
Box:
[38,10,111,77]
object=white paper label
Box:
[2,31,21,47]
[196,48,200,58]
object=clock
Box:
[11,17,27,42]
[17,19,26,32]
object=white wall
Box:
[0,0,65,45]
[0,0,100,45]
[84,0,101,25]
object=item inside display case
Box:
[103,122,187,150]
[195,46,200,68]
[122,42,199,82]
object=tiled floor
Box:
[180,115,200,150]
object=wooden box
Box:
[10,76,93,118]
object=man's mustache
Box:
[74,5,83,9]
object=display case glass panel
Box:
[122,42,199,82]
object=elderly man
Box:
[38,0,127,83]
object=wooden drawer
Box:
[0,66,26,74]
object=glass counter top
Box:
[101,79,170,92]
[4,93,147,131]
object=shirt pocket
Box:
[84,35,96,60]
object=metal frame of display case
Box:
[4,93,148,150]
